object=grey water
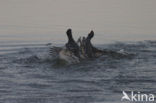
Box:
[0,41,156,103]
[0,0,156,103]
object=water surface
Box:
[0,41,156,103]
[0,0,156,103]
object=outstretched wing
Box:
[49,46,62,57]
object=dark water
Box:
[0,40,156,103]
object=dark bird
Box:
[65,29,80,58]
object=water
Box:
[0,40,156,103]
[0,0,156,102]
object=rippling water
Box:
[0,0,156,102]
[0,40,156,103]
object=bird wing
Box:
[49,46,62,57]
